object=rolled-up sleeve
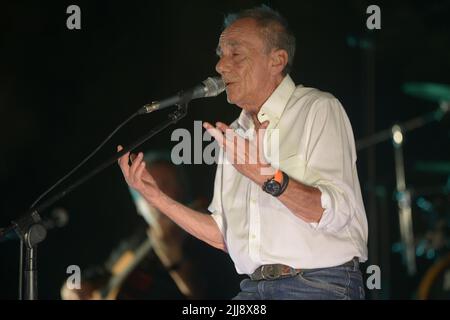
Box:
[208,190,224,234]
[303,97,361,233]
[209,209,224,234]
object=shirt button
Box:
[251,234,256,239]
[258,114,267,122]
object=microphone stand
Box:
[0,102,190,300]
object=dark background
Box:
[1,0,449,299]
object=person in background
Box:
[61,151,238,300]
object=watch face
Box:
[265,180,281,195]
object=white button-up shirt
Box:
[208,75,368,275]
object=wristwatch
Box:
[262,170,289,197]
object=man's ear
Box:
[269,49,288,75]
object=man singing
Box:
[118,5,368,300]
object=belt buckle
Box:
[261,265,279,280]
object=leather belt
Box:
[249,258,358,281]
[249,264,301,281]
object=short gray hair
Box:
[223,5,296,76]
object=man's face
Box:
[216,18,274,110]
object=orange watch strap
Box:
[274,170,283,183]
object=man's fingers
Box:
[117,145,148,189]
[216,122,238,148]
[203,122,225,147]
[257,120,270,144]
[215,122,230,133]
[117,145,130,178]
[203,122,213,130]
[257,121,270,137]
[260,121,270,129]
[215,122,248,164]
[129,152,143,178]
[135,161,146,182]
[255,126,269,165]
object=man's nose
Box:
[215,56,230,75]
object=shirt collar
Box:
[237,74,297,131]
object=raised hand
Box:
[117,145,161,202]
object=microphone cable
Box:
[29,111,139,210]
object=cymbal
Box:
[415,161,450,175]
[403,82,450,103]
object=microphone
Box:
[138,76,225,115]
[0,207,69,243]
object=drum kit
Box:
[357,82,450,299]
[411,158,450,299]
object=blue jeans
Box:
[233,258,365,300]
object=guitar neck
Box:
[99,237,153,299]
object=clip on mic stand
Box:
[0,101,190,300]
